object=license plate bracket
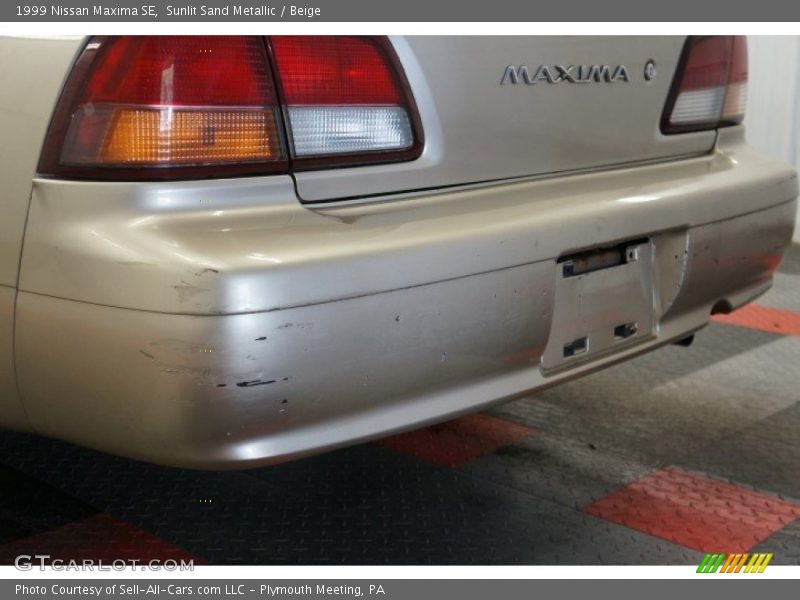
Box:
[541,240,655,372]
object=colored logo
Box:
[697,553,773,573]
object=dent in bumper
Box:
[14,196,797,468]
[18,143,799,317]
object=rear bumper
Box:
[14,133,799,468]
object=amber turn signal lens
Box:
[73,108,282,166]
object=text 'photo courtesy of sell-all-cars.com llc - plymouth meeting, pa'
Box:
[0,35,795,469]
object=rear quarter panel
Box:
[0,35,82,429]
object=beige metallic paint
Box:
[19,138,796,316]
[14,199,793,468]
[0,37,80,287]
[297,36,719,201]
[0,36,82,427]
[1,36,797,467]
[14,130,798,467]
[0,286,28,430]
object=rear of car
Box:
[0,35,795,468]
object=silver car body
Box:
[0,36,796,468]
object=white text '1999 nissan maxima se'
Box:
[0,35,795,468]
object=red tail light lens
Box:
[269,36,423,169]
[39,36,286,179]
[661,36,748,134]
[39,36,423,180]
[720,36,748,125]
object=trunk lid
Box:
[294,35,717,203]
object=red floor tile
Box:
[377,413,537,468]
[584,467,800,553]
[712,304,800,337]
[0,513,201,565]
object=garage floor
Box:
[0,245,799,566]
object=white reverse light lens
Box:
[288,106,413,156]
[669,86,726,125]
[721,81,747,122]
[662,36,748,134]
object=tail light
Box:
[38,36,423,180]
[661,36,748,134]
[270,36,421,169]
[39,36,287,179]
